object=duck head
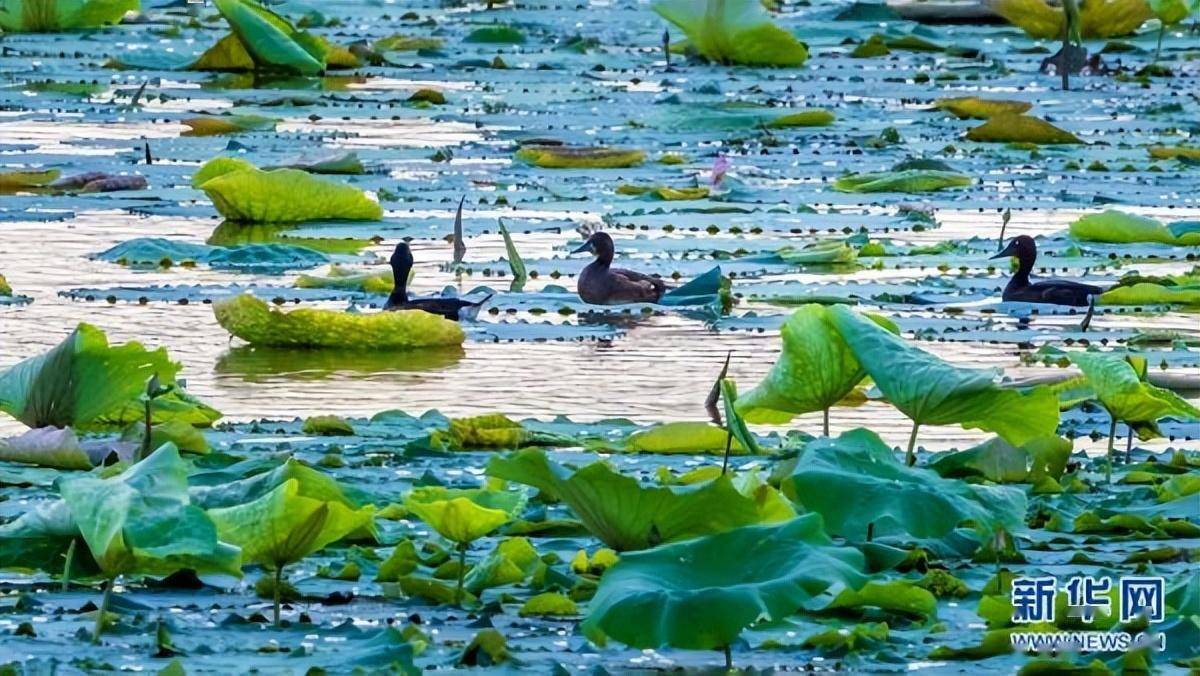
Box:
[390,241,415,270]
[991,235,1037,264]
[389,242,414,300]
[571,232,615,263]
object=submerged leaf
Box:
[653,0,809,67]
[582,515,866,649]
[213,294,464,350]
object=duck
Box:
[572,232,668,304]
[991,235,1104,307]
[384,242,491,320]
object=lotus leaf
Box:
[1150,0,1192,23]
[191,457,374,526]
[207,478,374,568]
[191,157,255,188]
[0,323,216,430]
[990,0,1152,39]
[765,109,835,127]
[616,184,710,200]
[935,97,1032,119]
[120,419,209,455]
[208,223,373,256]
[736,304,898,428]
[929,435,1073,483]
[520,592,577,617]
[828,306,1060,450]
[1069,210,1200,246]
[302,414,354,436]
[0,0,137,32]
[581,515,866,650]
[404,487,525,544]
[652,0,809,67]
[965,114,1082,144]
[0,168,60,189]
[0,273,10,296]
[803,622,889,652]
[834,169,972,193]
[194,158,382,223]
[429,413,527,450]
[0,426,106,470]
[181,115,277,137]
[1069,352,1200,440]
[189,33,256,71]
[212,294,464,350]
[295,265,396,294]
[486,449,762,550]
[515,146,645,169]
[211,0,327,75]
[827,580,938,619]
[463,537,539,592]
[786,429,1027,542]
[1099,282,1200,306]
[376,35,443,52]
[376,539,419,582]
[1148,145,1200,161]
[720,379,760,456]
[464,25,525,43]
[777,240,858,264]
[658,266,732,313]
[498,220,527,290]
[622,421,747,453]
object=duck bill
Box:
[990,243,1016,260]
[571,242,594,254]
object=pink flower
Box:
[710,155,731,188]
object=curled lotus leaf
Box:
[652,0,809,67]
[211,0,327,75]
[515,145,645,169]
[213,294,464,350]
[1069,352,1200,440]
[194,158,382,223]
[404,487,525,544]
[965,114,1082,145]
[581,515,867,650]
[934,97,1032,120]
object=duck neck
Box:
[1012,251,1034,287]
[389,261,410,304]
[593,245,614,269]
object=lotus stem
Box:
[822,408,830,438]
[92,578,113,644]
[455,543,468,606]
[143,142,152,165]
[1126,428,1133,465]
[663,29,671,68]
[721,429,733,476]
[906,422,920,466]
[723,644,733,671]
[1105,416,1117,484]
[1154,24,1164,64]
[62,539,76,592]
[866,522,874,542]
[273,566,283,627]
[141,397,153,461]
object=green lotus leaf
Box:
[929,435,1073,483]
[828,306,1060,446]
[1069,352,1200,440]
[194,158,382,223]
[765,109,835,127]
[616,184,711,200]
[208,223,373,256]
[1069,210,1200,246]
[213,294,464,350]
[1149,0,1191,23]
[464,25,525,43]
[0,496,95,575]
[120,419,209,455]
[192,457,373,513]
[622,421,747,454]
[295,265,396,294]
[787,429,1026,543]
[463,537,539,592]
[486,449,762,550]
[60,444,242,578]
[404,487,525,544]
[207,478,374,569]
[736,304,897,425]
[180,115,278,137]
[211,0,327,75]
[520,592,578,617]
[190,157,256,188]
[991,0,1151,39]
[777,240,859,264]
[965,114,1082,144]
[0,323,217,430]
[833,169,972,193]
[803,622,889,652]
[827,580,938,619]
[498,220,527,290]
[0,427,94,469]
[581,515,866,650]
[376,539,420,582]
[189,32,256,71]
[0,0,137,32]
[430,413,529,450]
[1099,282,1200,306]
[653,0,809,67]
[0,273,10,295]
[1149,144,1200,161]
[375,35,443,52]
[515,145,645,169]
[0,168,60,189]
[934,97,1032,119]
[302,414,355,436]
[720,379,760,455]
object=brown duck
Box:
[572,232,668,304]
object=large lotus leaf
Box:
[1149,145,1200,161]
[486,449,761,551]
[195,160,382,223]
[1149,0,1191,23]
[0,426,135,470]
[581,515,866,650]
[965,114,1082,144]
[515,146,645,169]
[990,0,1152,39]
[622,421,747,454]
[1069,210,1200,246]
[0,497,97,575]
[208,223,373,256]
[0,323,217,430]
[404,487,525,544]
[653,0,809,67]
[827,306,1059,445]
[213,294,464,349]
[430,413,529,450]
[212,0,326,75]
[736,304,897,424]
[928,435,1073,483]
[192,457,370,511]
[1069,352,1200,439]
[0,0,137,32]
[189,32,257,71]
[207,478,375,569]
[59,444,242,578]
[934,97,1031,120]
[833,170,971,193]
[1099,282,1200,306]
[786,429,1027,541]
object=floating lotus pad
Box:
[1099,282,1200,307]
[991,0,1152,39]
[515,146,645,169]
[765,109,835,127]
[193,157,382,223]
[833,169,972,193]
[0,168,60,189]
[582,515,867,650]
[213,294,465,349]
[181,115,278,137]
[1069,210,1200,246]
[0,0,138,32]
[965,114,1082,145]
[1148,145,1200,161]
[934,97,1031,120]
[616,184,710,200]
[653,0,809,67]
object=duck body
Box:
[573,232,668,304]
[992,235,1104,307]
[384,242,491,320]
